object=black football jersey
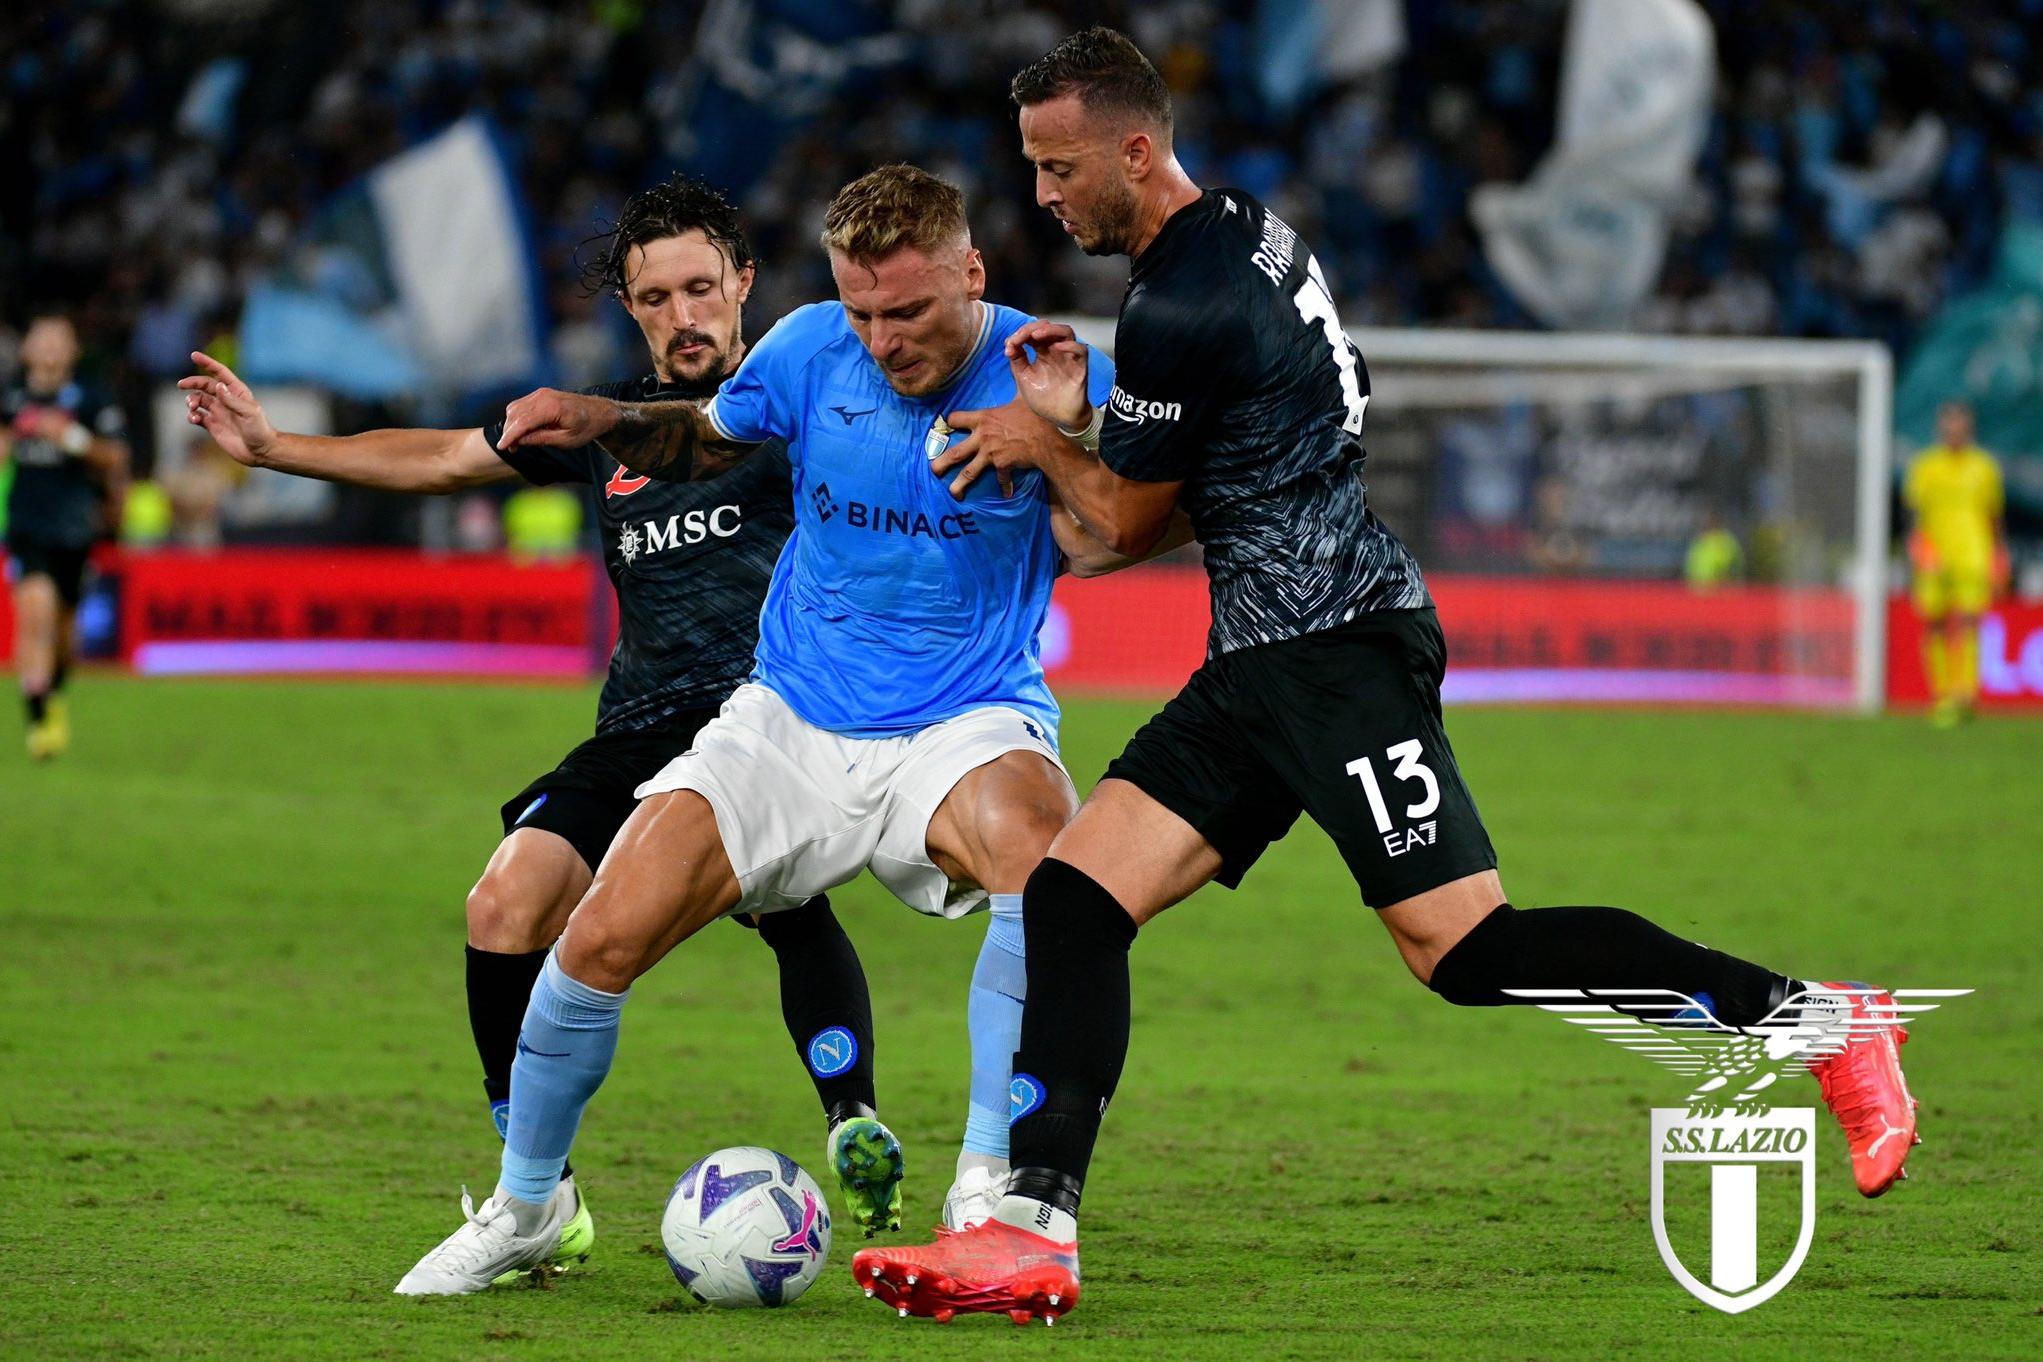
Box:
[1102,189,1426,655]
[3,381,125,548]
[485,375,793,734]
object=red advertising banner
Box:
[1044,569,1858,706]
[1885,598,2043,709]
[10,546,1975,711]
[116,548,596,676]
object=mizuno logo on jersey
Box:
[1108,386,1182,424]
[618,506,742,562]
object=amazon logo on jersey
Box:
[1108,386,1182,425]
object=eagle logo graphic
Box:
[1503,987,1970,1113]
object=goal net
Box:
[1057,322,1893,713]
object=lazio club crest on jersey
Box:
[1511,986,1969,1313]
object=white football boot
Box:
[941,1161,1010,1232]
[393,1181,577,1296]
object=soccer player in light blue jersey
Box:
[396,164,1188,1295]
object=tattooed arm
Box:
[494,388,756,482]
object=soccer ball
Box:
[660,1146,832,1308]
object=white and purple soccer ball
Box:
[660,1146,832,1308]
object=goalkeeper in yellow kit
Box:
[1904,401,2008,725]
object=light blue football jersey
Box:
[705,300,1115,740]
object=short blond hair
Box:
[820,164,969,263]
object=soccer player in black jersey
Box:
[183,177,913,1270]
[3,315,129,760]
[859,28,1925,1324]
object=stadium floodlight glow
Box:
[1054,319,1895,713]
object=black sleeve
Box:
[480,380,647,486]
[1098,287,1233,484]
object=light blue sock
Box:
[501,952,628,1204]
[963,894,1026,1159]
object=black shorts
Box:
[6,537,90,607]
[1102,607,1496,908]
[499,706,721,872]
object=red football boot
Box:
[851,1218,1080,1326]
[1806,982,1921,1197]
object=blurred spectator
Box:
[163,434,241,549]
[4,0,2039,548]
[1685,511,1744,589]
[504,484,584,561]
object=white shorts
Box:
[635,682,1065,919]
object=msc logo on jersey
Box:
[618,506,742,562]
[1107,386,1182,425]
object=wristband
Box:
[1057,404,1103,452]
[60,421,91,455]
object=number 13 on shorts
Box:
[1347,740,1440,857]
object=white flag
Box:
[1471,0,1715,329]
[367,116,546,397]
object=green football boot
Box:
[827,1115,904,1236]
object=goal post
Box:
[1056,319,1895,713]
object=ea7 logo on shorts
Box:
[1345,739,1440,856]
[1384,820,1437,857]
[1107,386,1182,424]
[805,1026,858,1078]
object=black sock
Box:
[1007,858,1138,1214]
[1428,904,1793,1027]
[754,896,877,1124]
[24,689,47,724]
[50,658,68,693]
[465,945,573,1179]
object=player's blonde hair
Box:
[819,164,969,263]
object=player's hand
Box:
[1003,321,1092,432]
[936,398,1072,500]
[497,388,619,450]
[179,352,279,467]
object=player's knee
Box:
[972,773,1073,879]
[1421,903,1519,1002]
[554,913,651,994]
[465,872,555,953]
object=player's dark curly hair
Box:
[580,174,755,296]
[1010,26,1173,132]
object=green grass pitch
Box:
[3,676,2037,1360]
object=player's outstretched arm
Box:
[180,353,510,493]
[496,388,753,483]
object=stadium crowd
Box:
[4,0,2041,473]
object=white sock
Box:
[992,1193,1077,1244]
[956,1149,1010,1183]
[497,1185,553,1236]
